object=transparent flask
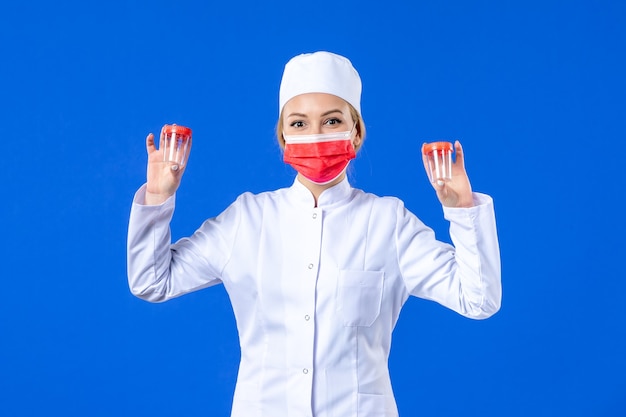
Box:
[162,124,192,167]
[423,141,453,183]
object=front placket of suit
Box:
[287,204,323,417]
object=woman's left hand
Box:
[421,140,474,208]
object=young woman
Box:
[127,51,501,417]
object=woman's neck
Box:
[297,173,346,207]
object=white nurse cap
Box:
[278,51,362,115]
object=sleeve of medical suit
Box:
[397,193,502,319]
[127,184,240,302]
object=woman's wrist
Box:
[144,189,172,205]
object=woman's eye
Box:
[290,121,305,128]
[325,118,342,126]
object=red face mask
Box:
[283,127,356,184]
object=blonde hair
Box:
[276,103,366,151]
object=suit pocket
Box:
[338,270,384,327]
[357,393,389,416]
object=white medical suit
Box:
[127,177,502,417]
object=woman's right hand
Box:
[144,127,192,205]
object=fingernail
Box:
[171,165,179,171]
[436,180,444,186]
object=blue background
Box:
[2,0,625,416]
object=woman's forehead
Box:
[283,93,349,116]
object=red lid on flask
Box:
[163,124,192,137]
[423,141,453,154]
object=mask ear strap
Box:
[350,122,360,148]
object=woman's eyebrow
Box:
[287,109,344,118]
[287,112,307,118]
[321,109,344,117]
